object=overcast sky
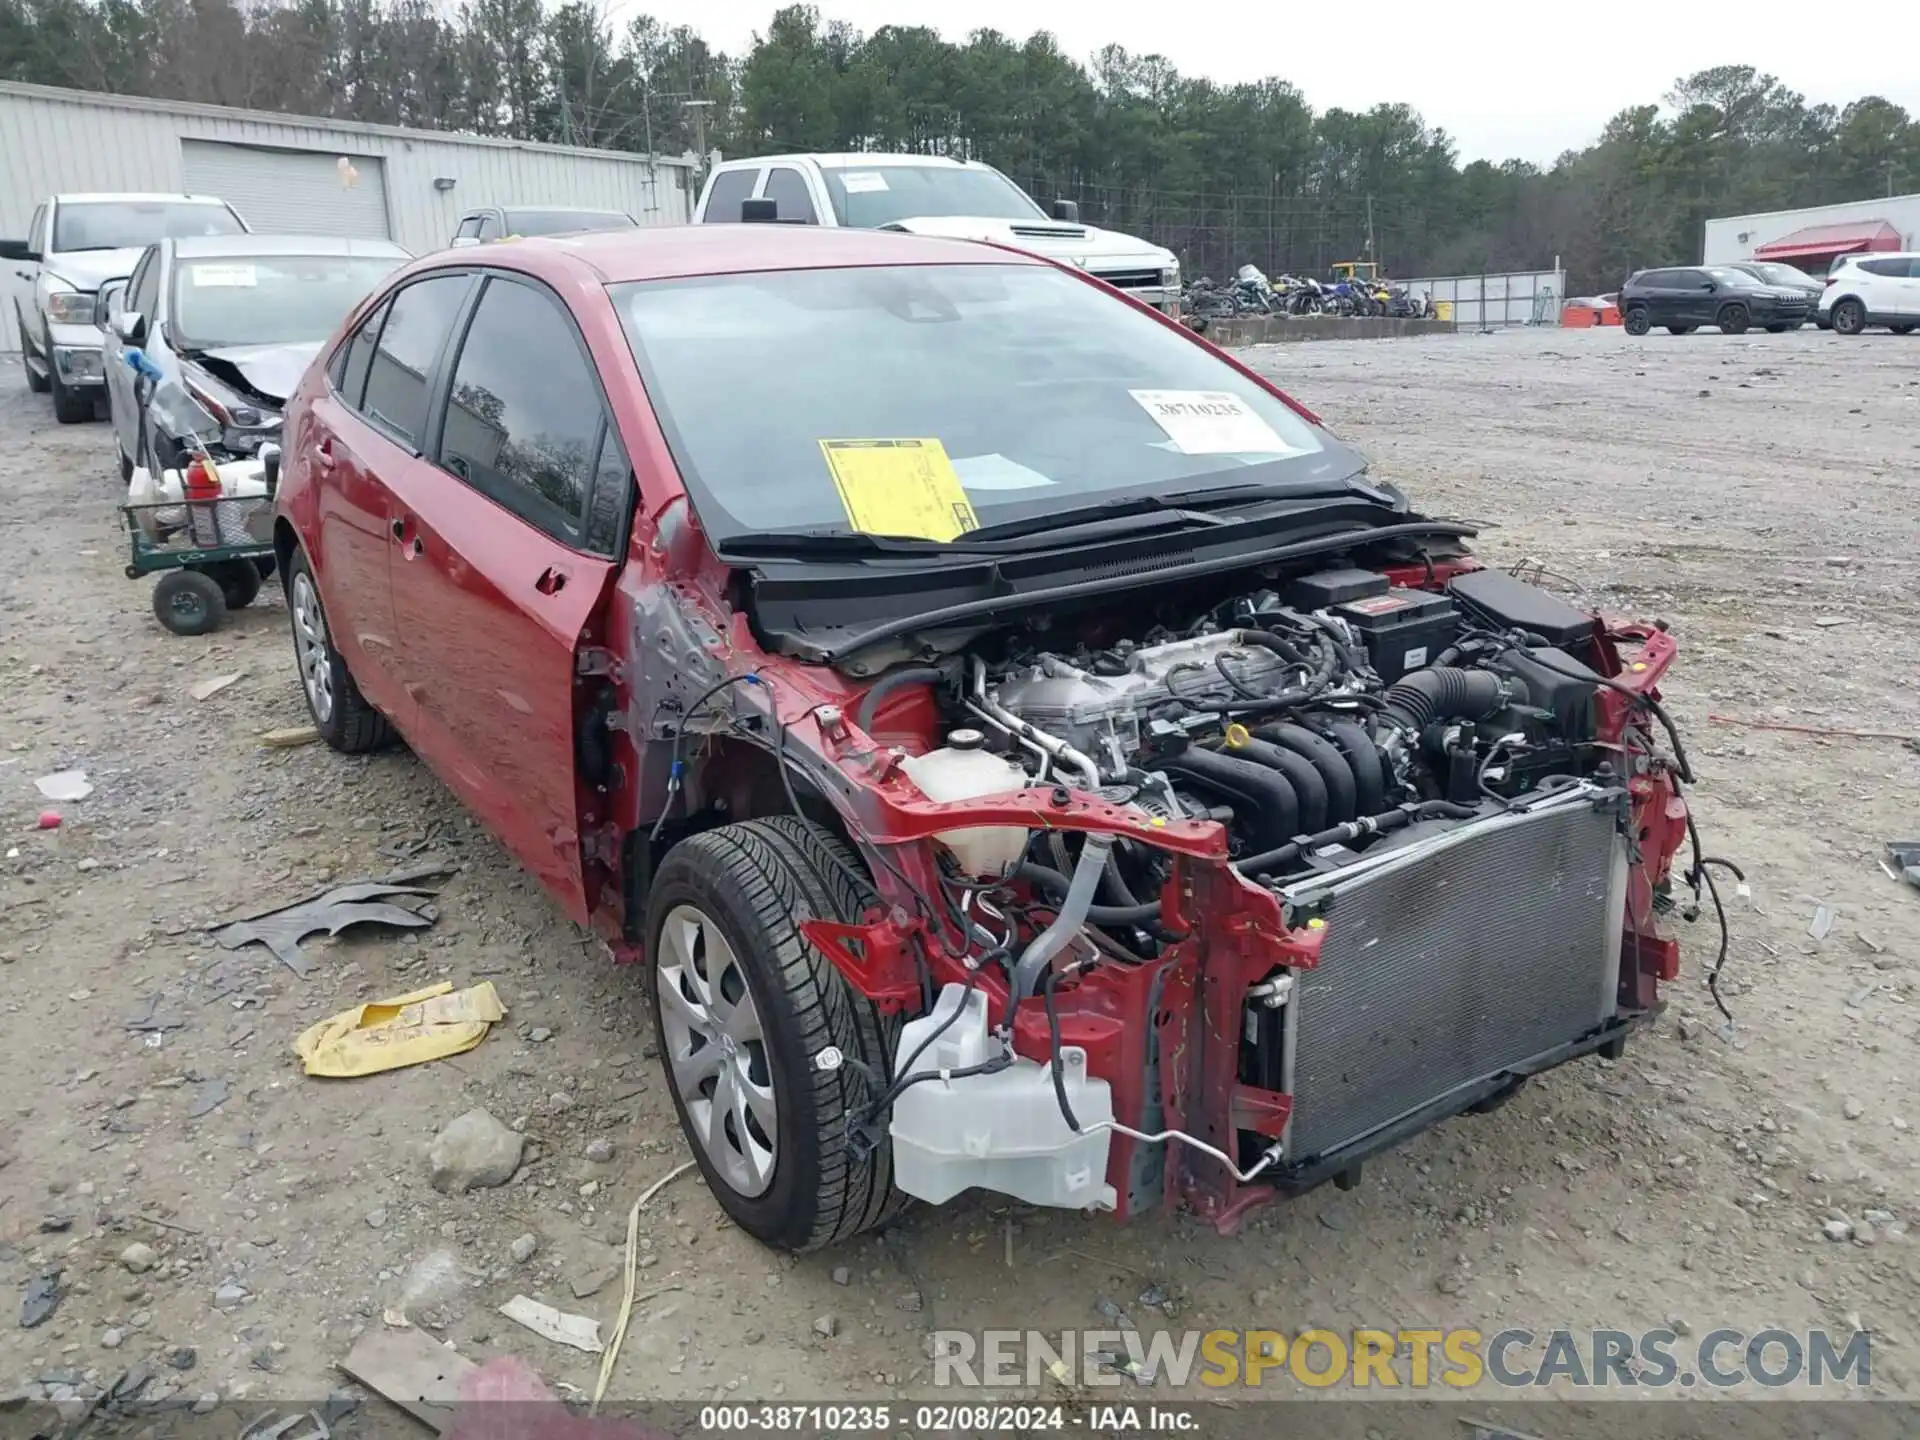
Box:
[614,0,1920,165]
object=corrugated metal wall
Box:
[1,81,695,352]
[1703,193,1920,266]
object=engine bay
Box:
[925,562,1624,893]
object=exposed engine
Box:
[948,563,1615,887]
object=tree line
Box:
[3,0,1914,290]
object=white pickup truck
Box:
[692,153,1180,314]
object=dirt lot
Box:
[3,327,1919,1430]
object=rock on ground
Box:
[428,1109,524,1194]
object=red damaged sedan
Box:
[269,225,1700,1251]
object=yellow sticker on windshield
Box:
[820,439,979,542]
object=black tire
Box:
[1831,299,1867,336]
[50,369,94,424]
[1716,303,1750,335]
[1622,307,1651,336]
[1665,324,1695,335]
[1765,324,1788,333]
[1891,324,1916,336]
[118,442,134,484]
[204,559,261,610]
[152,568,227,636]
[647,816,907,1252]
[285,546,391,752]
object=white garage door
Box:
[181,140,391,239]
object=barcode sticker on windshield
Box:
[189,264,258,288]
[1130,389,1294,455]
[840,172,889,193]
[820,438,978,542]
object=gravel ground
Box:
[3,327,1919,1432]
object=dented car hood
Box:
[195,341,321,406]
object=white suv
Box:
[1818,252,1920,336]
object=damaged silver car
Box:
[99,234,411,481]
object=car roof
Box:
[168,235,410,259]
[53,193,233,206]
[472,224,1043,285]
[722,152,985,172]
[1837,250,1920,261]
[501,204,632,216]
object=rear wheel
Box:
[1716,302,1750,335]
[205,559,261,611]
[647,816,906,1252]
[1831,299,1867,336]
[286,548,391,752]
[1623,307,1651,336]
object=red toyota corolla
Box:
[271,226,1701,1252]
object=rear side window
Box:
[763,168,818,224]
[1860,257,1914,278]
[437,276,607,539]
[360,276,472,448]
[333,296,390,405]
[702,169,757,222]
[476,214,499,241]
[454,217,483,240]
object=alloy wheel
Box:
[290,572,335,724]
[656,903,779,1197]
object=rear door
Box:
[108,246,158,459]
[11,203,46,351]
[308,272,476,721]
[385,271,630,923]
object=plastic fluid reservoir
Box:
[889,983,1117,1211]
[898,729,1030,878]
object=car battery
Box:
[1332,588,1458,683]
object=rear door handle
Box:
[535,566,568,596]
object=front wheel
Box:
[1831,299,1867,336]
[647,817,906,1252]
[1891,324,1915,336]
[1623,307,1651,336]
[285,548,391,752]
[1666,324,1695,335]
[1716,302,1750,335]
[204,559,261,611]
[152,569,227,636]
[1765,323,1788,333]
[50,369,93,424]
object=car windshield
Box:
[1756,262,1814,286]
[821,166,1047,227]
[612,262,1350,544]
[1707,267,1758,286]
[170,254,406,350]
[504,209,635,237]
[54,201,243,252]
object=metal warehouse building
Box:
[1,80,697,352]
[1703,191,1920,272]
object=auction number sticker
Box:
[820,437,979,541]
[1130,388,1295,454]
[188,264,258,288]
[840,171,889,193]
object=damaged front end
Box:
[765,562,1695,1229]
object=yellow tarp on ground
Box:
[295,980,507,1078]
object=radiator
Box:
[1276,787,1628,1162]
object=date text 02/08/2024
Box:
[696,1404,1201,1432]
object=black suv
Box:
[1620,265,1811,335]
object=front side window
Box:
[52,201,243,252]
[762,168,818,224]
[28,205,46,253]
[170,253,405,350]
[821,165,1045,228]
[359,275,472,447]
[476,215,499,241]
[129,247,160,320]
[455,217,483,240]
[439,276,605,537]
[612,262,1346,543]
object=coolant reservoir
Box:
[899,729,1030,878]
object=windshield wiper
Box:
[957,472,1391,544]
[714,530,956,559]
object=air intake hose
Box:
[1381,667,1512,731]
